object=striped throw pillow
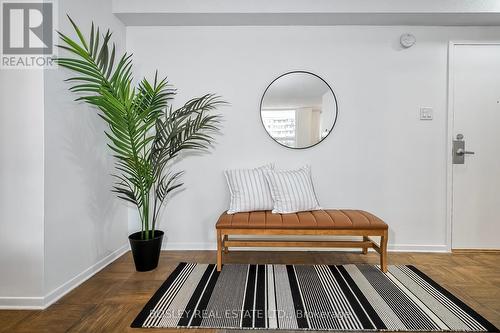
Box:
[264,166,321,214]
[224,164,274,214]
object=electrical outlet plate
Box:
[420,107,433,120]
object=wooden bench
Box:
[216,209,388,272]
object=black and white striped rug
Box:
[131,263,498,331]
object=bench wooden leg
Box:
[380,230,388,273]
[223,235,229,254]
[217,230,223,271]
[362,236,369,254]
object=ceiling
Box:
[113,0,500,26]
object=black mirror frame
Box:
[259,70,339,150]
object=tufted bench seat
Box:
[215,209,388,272]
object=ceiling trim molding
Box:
[113,0,500,26]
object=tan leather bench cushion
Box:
[216,210,387,230]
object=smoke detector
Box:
[400,33,416,48]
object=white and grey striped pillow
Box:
[264,165,321,214]
[224,164,274,214]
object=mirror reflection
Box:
[260,71,338,149]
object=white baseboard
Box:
[388,244,449,252]
[0,297,45,310]
[162,242,450,253]
[43,243,129,309]
[162,242,215,250]
[0,244,130,310]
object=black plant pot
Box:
[128,230,164,272]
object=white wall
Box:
[0,0,128,308]
[43,0,128,301]
[127,26,500,251]
[0,70,45,306]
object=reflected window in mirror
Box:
[261,110,296,147]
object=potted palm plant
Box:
[56,17,226,271]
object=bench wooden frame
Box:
[216,228,388,272]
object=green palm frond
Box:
[57,17,226,240]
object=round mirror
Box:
[260,71,338,149]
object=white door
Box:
[451,43,500,250]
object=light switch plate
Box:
[420,107,433,120]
